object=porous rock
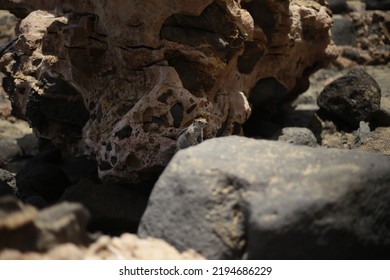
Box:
[0,0,337,183]
[317,68,381,128]
[138,136,390,259]
[0,196,92,252]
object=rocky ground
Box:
[0,1,389,259]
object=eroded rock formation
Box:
[0,0,337,182]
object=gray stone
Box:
[271,127,318,147]
[138,136,390,259]
[332,16,356,46]
[0,138,22,165]
[317,68,381,128]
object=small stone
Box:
[317,68,381,128]
[271,127,318,147]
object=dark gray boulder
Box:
[138,136,390,259]
[317,68,381,128]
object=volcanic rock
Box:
[0,0,337,183]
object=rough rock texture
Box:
[352,127,390,155]
[0,233,204,260]
[0,0,337,182]
[317,68,381,128]
[138,136,390,259]
[0,196,92,252]
[332,11,390,67]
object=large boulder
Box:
[0,0,337,183]
[138,136,390,259]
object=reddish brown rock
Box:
[0,0,337,182]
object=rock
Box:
[0,168,16,195]
[317,68,381,128]
[0,0,337,183]
[138,136,390,259]
[0,118,33,168]
[271,127,318,147]
[59,179,153,235]
[16,134,39,157]
[332,16,356,45]
[366,0,390,10]
[0,10,17,46]
[0,196,92,252]
[334,11,390,67]
[352,127,390,155]
[309,111,355,148]
[0,138,22,165]
[0,233,204,260]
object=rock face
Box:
[317,68,381,128]
[138,136,390,259]
[0,0,337,182]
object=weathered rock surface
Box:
[0,196,92,252]
[0,233,203,260]
[352,126,390,155]
[138,136,390,259]
[317,68,381,128]
[0,0,337,183]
